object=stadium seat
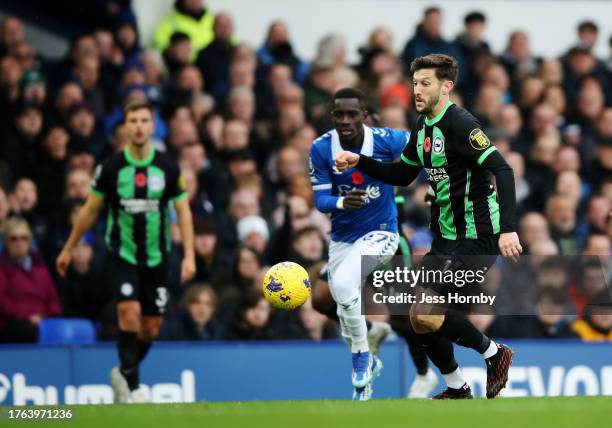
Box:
[38,318,97,345]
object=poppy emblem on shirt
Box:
[352,171,364,185]
[135,173,147,187]
[424,137,431,153]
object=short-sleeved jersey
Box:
[401,101,500,240]
[310,125,407,243]
[91,147,187,267]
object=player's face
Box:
[125,108,154,147]
[331,98,366,142]
[413,69,444,115]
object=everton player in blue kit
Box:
[309,88,406,400]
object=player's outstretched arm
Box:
[481,150,523,260]
[56,193,104,277]
[335,151,421,186]
[174,197,196,283]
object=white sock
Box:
[481,339,498,359]
[442,367,466,389]
[338,298,369,353]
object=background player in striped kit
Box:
[56,99,196,403]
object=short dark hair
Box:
[332,87,366,108]
[410,54,459,83]
[464,11,486,25]
[578,20,598,34]
[424,6,441,16]
[123,99,153,117]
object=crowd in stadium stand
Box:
[0,0,610,343]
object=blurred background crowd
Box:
[0,0,610,345]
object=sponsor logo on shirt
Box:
[424,167,449,182]
[120,198,160,214]
[338,184,381,204]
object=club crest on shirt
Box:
[433,136,444,153]
[149,175,165,192]
[469,129,491,150]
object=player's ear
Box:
[442,80,454,96]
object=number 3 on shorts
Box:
[155,287,168,310]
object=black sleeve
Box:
[480,150,516,233]
[356,155,422,187]
[91,159,114,197]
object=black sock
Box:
[118,331,140,390]
[138,340,152,363]
[420,333,458,375]
[437,314,490,354]
[403,329,429,375]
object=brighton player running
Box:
[309,88,406,400]
[337,54,521,399]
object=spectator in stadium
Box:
[572,299,612,341]
[304,59,336,123]
[515,289,579,339]
[454,12,490,61]
[65,169,91,202]
[115,20,140,64]
[162,32,192,78]
[518,212,550,254]
[195,12,236,102]
[53,82,84,124]
[0,16,25,57]
[585,136,612,191]
[288,226,325,269]
[0,217,61,343]
[2,102,44,180]
[499,31,541,95]
[67,102,105,159]
[454,11,491,93]
[10,178,47,244]
[545,194,586,254]
[0,188,10,250]
[191,215,224,283]
[401,7,463,77]
[257,20,309,85]
[362,27,395,55]
[19,68,47,107]
[562,45,610,105]
[585,195,611,235]
[582,233,611,256]
[73,55,105,118]
[236,215,269,255]
[224,288,304,341]
[55,236,108,321]
[298,298,340,341]
[158,284,220,341]
[153,0,215,57]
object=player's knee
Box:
[410,314,440,334]
[117,302,142,331]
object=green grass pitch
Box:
[4,397,611,428]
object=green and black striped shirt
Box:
[91,147,187,267]
[401,101,500,240]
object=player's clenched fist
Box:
[498,232,523,261]
[343,189,367,209]
[335,151,360,171]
